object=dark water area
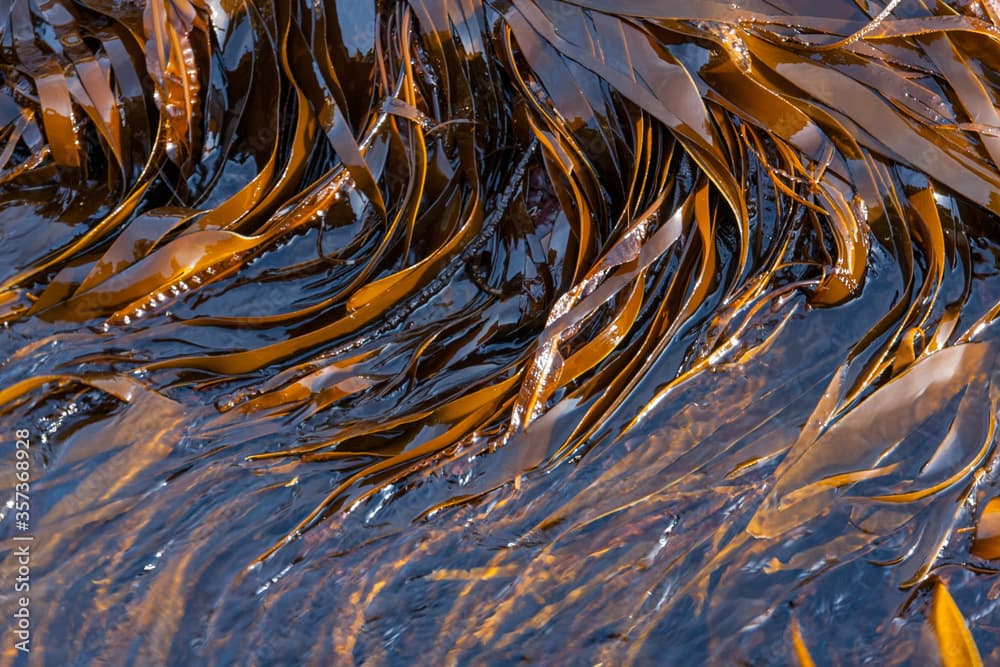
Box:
[1,0,1000,664]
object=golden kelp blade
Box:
[749,343,994,539]
[791,616,818,667]
[930,581,984,667]
[972,497,1000,560]
[143,0,206,166]
[0,0,999,664]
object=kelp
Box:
[0,0,999,664]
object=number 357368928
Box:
[13,429,30,526]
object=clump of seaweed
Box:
[1,0,999,664]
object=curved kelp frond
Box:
[0,0,999,664]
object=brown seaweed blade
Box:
[143,0,205,166]
[931,581,984,667]
[0,0,999,664]
[790,615,818,667]
[972,496,1000,560]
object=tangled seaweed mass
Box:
[1,0,1000,663]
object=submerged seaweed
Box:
[1,0,1000,664]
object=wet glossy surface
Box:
[1,0,999,664]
